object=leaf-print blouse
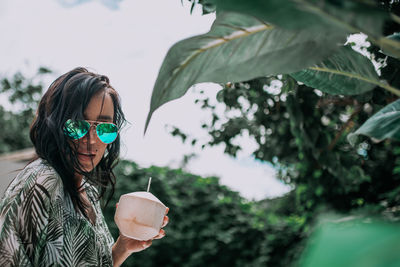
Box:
[0,158,114,266]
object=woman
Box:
[0,67,168,266]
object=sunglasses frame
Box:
[64,119,119,144]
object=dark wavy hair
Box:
[30,67,126,218]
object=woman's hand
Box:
[112,206,169,266]
[118,207,169,253]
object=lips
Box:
[77,152,96,161]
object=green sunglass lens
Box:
[97,123,118,144]
[64,119,90,140]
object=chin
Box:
[77,154,101,172]
[79,159,98,172]
[82,166,95,173]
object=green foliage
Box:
[381,32,400,58]
[183,0,216,14]
[299,218,400,267]
[176,76,400,207]
[290,46,380,95]
[209,0,388,38]
[349,98,400,142]
[166,2,400,264]
[0,68,52,153]
[147,0,400,143]
[145,11,346,131]
[379,32,400,59]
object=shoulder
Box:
[0,159,66,235]
[0,159,66,258]
[3,158,64,202]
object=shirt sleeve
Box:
[0,165,63,267]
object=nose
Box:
[83,125,98,144]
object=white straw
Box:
[147,177,152,192]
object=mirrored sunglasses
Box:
[64,119,119,144]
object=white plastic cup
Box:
[114,191,167,241]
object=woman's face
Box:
[74,91,115,172]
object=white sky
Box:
[0,0,291,200]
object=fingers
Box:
[153,229,166,240]
[142,240,152,249]
[161,207,169,228]
[116,202,119,209]
[156,208,169,240]
[162,215,169,228]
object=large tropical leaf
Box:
[290,46,380,95]
[211,0,400,58]
[145,12,345,131]
[380,33,400,59]
[210,0,388,38]
[348,99,400,144]
[299,219,400,267]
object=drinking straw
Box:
[147,177,152,192]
